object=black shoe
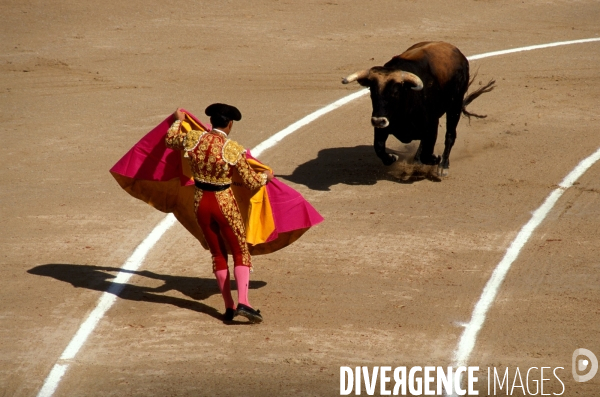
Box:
[236,303,263,323]
[223,308,236,322]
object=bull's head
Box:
[342,67,423,128]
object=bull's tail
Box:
[462,72,496,120]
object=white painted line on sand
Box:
[448,146,600,397]
[251,89,369,157]
[36,214,177,397]
[37,37,600,396]
[452,146,600,368]
[468,37,600,61]
[450,37,600,372]
[37,365,68,397]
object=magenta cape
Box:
[109,111,323,255]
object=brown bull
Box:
[343,41,495,176]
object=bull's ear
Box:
[390,82,404,95]
[356,78,371,87]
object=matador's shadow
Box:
[278,145,440,191]
[28,264,266,323]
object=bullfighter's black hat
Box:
[205,103,242,122]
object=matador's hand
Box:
[265,170,274,182]
[174,108,186,121]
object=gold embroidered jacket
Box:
[165,120,267,189]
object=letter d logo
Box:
[572,348,598,382]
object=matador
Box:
[165,103,273,323]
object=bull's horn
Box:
[342,69,369,84]
[391,71,424,91]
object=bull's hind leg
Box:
[438,104,461,177]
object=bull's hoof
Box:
[383,154,399,166]
[437,166,449,177]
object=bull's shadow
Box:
[278,145,440,191]
[28,264,266,322]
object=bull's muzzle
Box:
[371,117,389,129]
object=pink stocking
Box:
[234,265,251,307]
[214,268,235,310]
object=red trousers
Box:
[196,190,250,271]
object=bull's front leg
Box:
[374,128,398,166]
[415,120,441,166]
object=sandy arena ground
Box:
[1,1,600,396]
